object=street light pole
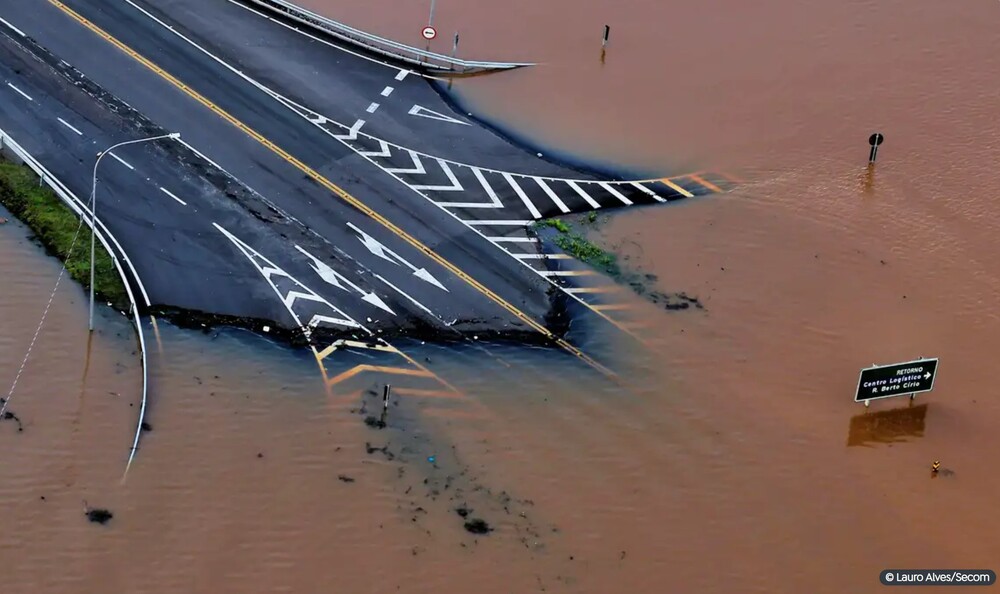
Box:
[89,132,181,331]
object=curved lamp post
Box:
[89,132,181,331]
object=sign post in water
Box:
[868,132,884,163]
[855,358,938,407]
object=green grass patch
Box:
[0,160,127,309]
[553,231,619,275]
[533,218,572,233]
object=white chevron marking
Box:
[359,139,392,157]
[411,159,464,191]
[385,150,426,174]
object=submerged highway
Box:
[0,0,729,379]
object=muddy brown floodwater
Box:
[4,0,1000,591]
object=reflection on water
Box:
[847,402,928,447]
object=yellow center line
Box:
[47,0,617,379]
[689,174,723,193]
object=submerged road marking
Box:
[689,173,723,193]
[630,181,666,203]
[565,286,622,294]
[57,117,83,136]
[46,0,616,378]
[159,187,187,205]
[487,236,537,243]
[108,152,134,170]
[658,177,694,198]
[7,82,33,101]
[326,364,433,388]
[514,253,571,260]
[380,86,394,97]
[466,219,530,226]
[539,270,594,277]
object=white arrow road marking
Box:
[413,268,447,291]
[346,222,449,291]
[213,223,366,334]
[294,245,395,315]
[408,104,471,126]
[375,273,436,318]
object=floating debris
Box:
[337,475,355,483]
[463,518,492,535]
[85,507,113,525]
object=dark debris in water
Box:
[337,474,355,483]
[140,421,152,432]
[2,410,24,432]
[463,518,492,535]
[364,415,386,429]
[85,508,113,525]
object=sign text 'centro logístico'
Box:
[855,358,938,403]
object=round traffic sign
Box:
[868,133,884,147]
[422,26,437,40]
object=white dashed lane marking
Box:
[7,82,33,101]
[395,70,409,81]
[109,152,134,170]
[366,102,380,114]
[380,86,394,97]
[160,187,187,206]
[57,117,83,136]
[0,16,26,37]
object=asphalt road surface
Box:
[0,0,729,374]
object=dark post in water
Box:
[380,384,391,426]
[602,25,611,47]
[868,132,884,163]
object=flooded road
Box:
[4,0,1000,591]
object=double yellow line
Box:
[47,0,615,378]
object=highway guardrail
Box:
[0,127,150,478]
[244,0,535,75]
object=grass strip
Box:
[533,217,619,275]
[0,160,127,310]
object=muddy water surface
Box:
[3,0,1000,592]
